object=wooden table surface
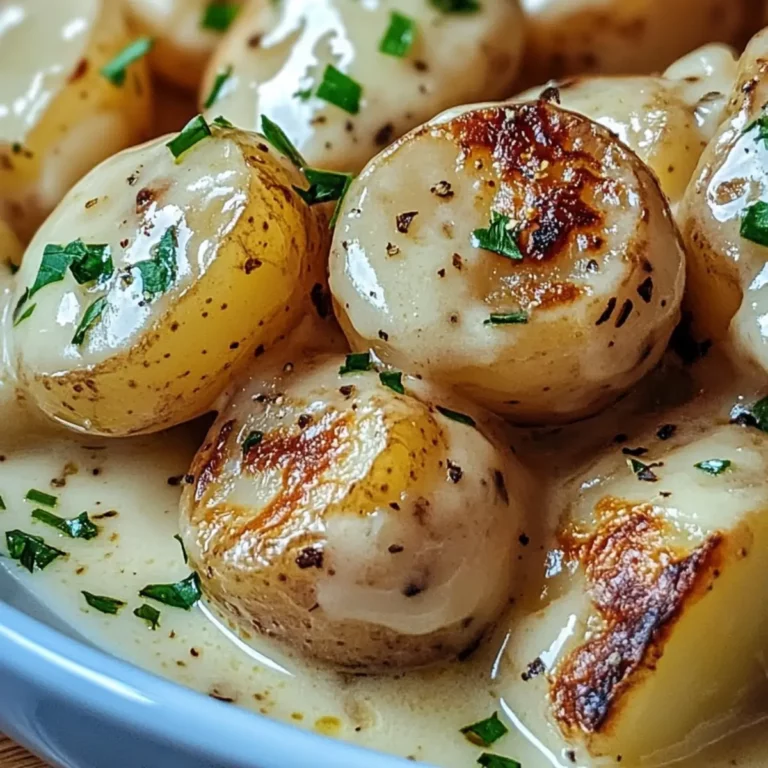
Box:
[0,736,46,768]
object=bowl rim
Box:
[0,600,424,768]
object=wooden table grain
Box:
[0,736,46,768]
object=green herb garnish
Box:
[82,591,125,615]
[476,754,521,768]
[694,459,732,476]
[201,1,240,31]
[484,312,528,326]
[166,115,212,161]
[12,303,35,327]
[743,111,768,146]
[132,225,178,298]
[339,352,373,375]
[47,240,114,285]
[29,245,74,297]
[32,509,98,540]
[101,37,153,86]
[379,371,404,394]
[436,406,476,427]
[461,712,509,747]
[0,495,6,511]
[72,296,108,346]
[741,201,768,247]
[173,533,188,564]
[261,115,307,168]
[25,488,57,508]
[295,168,354,206]
[134,603,161,630]
[242,430,264,454]
[380,12,416,57]
[5,530,66,572]
[733,395,768,431]
[204,65,233,108]
[315,65,362,115]
[139,572,201,610]
[472,212,522,260]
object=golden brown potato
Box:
[12,119,329,436]
[180,351,529,671]
[0,0,153,243]
[330,100,686,424]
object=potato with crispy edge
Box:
[516,44,738,211]
[518,0,753,88]
[0,0,153,243]
[502,423,768,764]
[329,100,685,424]
[123,0,245,91]
[201,0,525,173]
[180,350,528,671]
[11,120,329,436]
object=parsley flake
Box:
[741,201,768,247]
[461,712,509,747]
[315,65,362,115]
[484,312,528,326]
[72,296,108,346]
[472,212,522,260]
[134,603,161,630]
[82,591,125,615]
[204,65,233,108]
[339,352,373,375]
[379,370,405,394]
[166,115,212,161]
[201,2,240,31]
[32,509,98,540]
[101,37,153,86]
[139,572,202,610]
[694,459,731,476]
[436,406,476,427]
[380,12,416,58]
[6,529,67,572]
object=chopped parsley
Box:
[132,225,179,299]
[461,712,509,747]
[242,430,264,454]
[339,352,373,375]
[134,603,161,630]
[379,371,405,394]
[436,406,476,427]
[6,530,66,572]
[315,65,362,115]
[29,245,74,297]
[741,201,768,247]
[25,488,57,508]
[430,0,481,12]
[101,37,153,86]
[12,302,35,327]
[694,459,731,476]
[627,457,660,482]
[72,296,108,346]
[166,115,212,161]
[204,65,233,109]
[732,395,768,431]
[472,212,522,260]
[379,12,416,57]
[476,754,521,768]
[32,509,98,540]
[743,111,768,146]
[295,168,355,206]
[201,1,241,31]
[139,572,202,610]
[54,240,113,285]
[81,591,125,615]
[484,312,528,326]
[329,174,354,228]
[261,115,307,168]
[173,533,188,564]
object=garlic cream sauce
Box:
[0,247,767,768]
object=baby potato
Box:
[0,0,153,243]
[200,0,525,173]
[518,0,752,87]
[12,120,329,437]
[679,27,768,363]
[180,351,528,671]
[502,423,768,764]
[123,0,244,91]
[329,101,685,424]
[516,44,738,209]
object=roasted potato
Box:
[329,101,685,424]
[502,423,768,764]
[180,351,528,671]
[123,0,245,91]
[680,27,768,363]
[518,0,753,87]
[516,44,738,209]
[201,0,525,173]
[12,119,329,436]
[0,0,153,243]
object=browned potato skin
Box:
[518,0,754,88]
